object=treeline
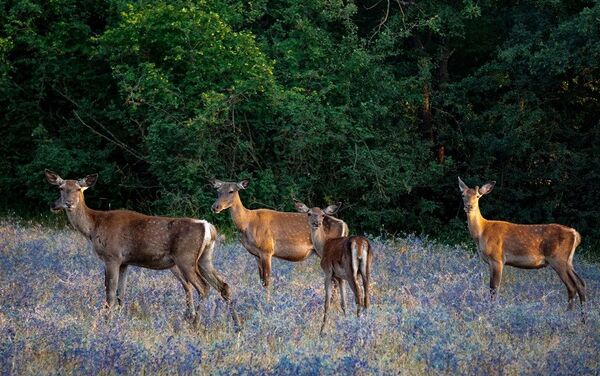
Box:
[1,0,599,245]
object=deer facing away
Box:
[211,179,348,294]
[458,177,585,309]
[45,170,239,327]
[295,202,372,335]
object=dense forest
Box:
[1,0,599,245]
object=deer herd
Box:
[44,170,587,335]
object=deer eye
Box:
[229,190,234,194]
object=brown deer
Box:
[458,177,586,309]
[295,202,372,335]
[211,180,348,293]
[45,169,239,328]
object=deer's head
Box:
[458,177,495,214]
[211,179,249,213]
[45,169,98,212]
[294,202,341,230]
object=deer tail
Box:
[568,229,586,290]
[193,220,216,270]
[568,229,581,267]
[350,237,360,279]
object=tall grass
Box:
[0,220,598,375]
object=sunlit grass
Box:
[1,220,598,374]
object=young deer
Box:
[458,177,586,309]
[211,180,348,294]
[45,170,239,327]
[295,202,372,335]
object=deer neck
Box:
[310,226,329,258]
[65,193,96,238]
[228,192,252,232]
[466,204,487,240]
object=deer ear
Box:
[78,173,98,190]
[458,177,468,193]
[294,201,310,213]
[237,179,250,190]
[479,181,496,195]
[324,202,341,215]
[45,169,64,186]
[212,179,224,189]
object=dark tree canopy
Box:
[1,0,598,248]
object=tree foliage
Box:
[1,0,598,245]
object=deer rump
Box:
[321,236,370,281]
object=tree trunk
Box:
[422,83,434,143]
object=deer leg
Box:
[320,274,333,336]
[242,240,264,288]
[350,241,363,316]
[568,268,587,322]
[192,270,210,300]
[362,252,372,310]
[171,266,196,320]
[330,279,337,306]
[198,264,240,329]
[116,265,129,307]
[353,277,363,317]
[489,261,503,300]
[361,273,369,310]
[259,254,273,303]
[551,263,578,310]
[104,262,120,311]
[254,256,265,286]
[173,243,210,324]
[179,264,213,328]
[261,254,272,288]
[197,262,233,309]
[568,268,586,305]
[198,246,240,330]
[335,277,347,315]
[347,276,362,317]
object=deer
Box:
[295,202,372,335]
[458,177,586,310]
[45,169,239,328]
[210,179,348,296]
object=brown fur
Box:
[211,180,347,292]
[46,170,239,327]
[295,202,372,335]
[458,177,586,309]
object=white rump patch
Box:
[192,219,212,247]
[351,240,359,279]
[360,238,368,261]
[360,238,368,277]
[568,229,579,267]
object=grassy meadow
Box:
[0,219,599,375]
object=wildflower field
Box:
[1,220,599,375]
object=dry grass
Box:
[1,220,599,375]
